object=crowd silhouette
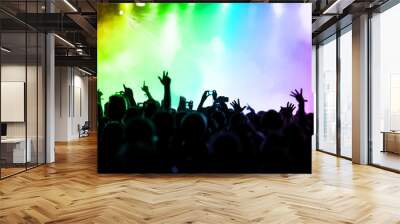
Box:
[98,71,313,173]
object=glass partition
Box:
[27,31,38,169]
[339,27,352,158]
[371,3,400,171]
[0,1,46,179]
[1,30,28,177]
[38,32,45,165]
[317,35,337,154]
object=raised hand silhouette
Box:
[285,102,296,114]
[123,84,136,107]
[140,81,154,101]
[230,99,246,113]
[280,102,296,121]
[123,84,132,95]
[290,88,307,120]
[188,100,194,110]
[201,90,210,101]
[212,90,217,101]
[158,71,171,110]
[290,88,308,104]
[197,90,210,111]
[158,71,171,87]
[247,104,255,114]
[141,81,149,93]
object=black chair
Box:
[78,121,90,138]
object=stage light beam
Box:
[272,4,283,17]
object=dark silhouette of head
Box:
[153,111,175,139]
[175,112,187,129]
[246,112,260,130]
[181,112,207,142]
[210,111,226,131]
[279,107,293,122]
[210,132,241,153]
[125,117,156,145]
[124,106,142,124]
[143,100,160,119]
[210,132,242,170]
[107,94,126,121]
[261,110,283,132]
[229,112,248,131]
[118,117,159,172]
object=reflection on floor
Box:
[0,167,25,178]
[373,150,400,170]
[0,163,41,178]
[0,136,400,223]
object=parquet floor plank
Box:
[0,135,399,223]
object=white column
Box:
[312,45,317,150]
[45,0,56,163]
[46,33,55,163]
[352,14,369,164]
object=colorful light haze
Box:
[98,3,313,112]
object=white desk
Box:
[1,138,31,163]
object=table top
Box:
[1,138,29,143]
[381,131,400,134]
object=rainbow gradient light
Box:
[98,3,313,112]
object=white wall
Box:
[55,67,89,141]
[55,66,69,141]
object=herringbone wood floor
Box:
[1,135,400,224]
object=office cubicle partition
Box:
[0,1,47,179]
